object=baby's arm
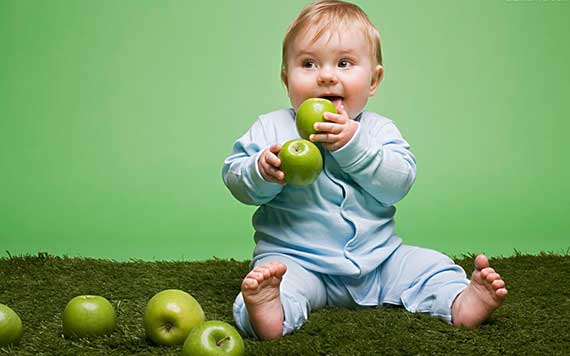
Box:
[330,119,416,206]
[222,118,284,205]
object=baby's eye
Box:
[302,60,317,68]
[338,60,351,68]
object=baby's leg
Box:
[379,246,470,324]
[233,255,326,340]
[379,246,506,326]
[451,254,508,327]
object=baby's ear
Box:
[369,65,384,96]
[281,68,289,88]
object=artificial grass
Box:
[0,252,569,355]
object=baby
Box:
[222,0,507,340]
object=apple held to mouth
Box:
[143,289,205,346]
[182,320,245,356]
[296,97,337,140]
[0,304,23,347]
[62,295,117,339]
[278,139,323,186]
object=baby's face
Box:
[282,27,383,120]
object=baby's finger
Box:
[323,111,346,124]
[314,122,342,134]
[273,170,285,182]
[336,104,349,118]
[269,144,282,154]
[265,164,285,182]
[310,132,337,143]
[265,151,281,168]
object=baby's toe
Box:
[269,262,287,277]
[492,279,505,289]
[486,272,501,284]
[242,277,259,290]
[496,288,508,299]
[254,266,272,279]
[249,271,265,283]
[481,267,495,278]
[475,254,490,269]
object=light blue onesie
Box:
[222,108,469,338]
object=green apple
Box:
[296,97,337,140]
[62,295,116,339]
[0,304,23,347]
[143,289,205,346]
[182,320,245,356]
[278,139,323,186]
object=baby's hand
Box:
[258,144,286,185]
[310,105,358,151]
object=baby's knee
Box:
[414,246,453,264]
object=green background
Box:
[1,0,568,261]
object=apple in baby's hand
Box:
[278,139,323,186]
[143,289,205,346]
[62,295,117,339]
[182,320,245,356]
[296,97,337,140]
[0,304,23,347]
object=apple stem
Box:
[216,336,230,347]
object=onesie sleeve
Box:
[331,119,416,206]
[222,117,284,205]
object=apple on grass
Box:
[143,289,205,346]
[278,139,323,186]
[296,97,337,140]
[62,295,116,339]
[0,304,23,347]
[182,320,244,356]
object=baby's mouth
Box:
[320,96,344,111]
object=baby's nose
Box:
[317,69,338,85]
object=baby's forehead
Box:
[281,8,382,68]
[292,24,370,50]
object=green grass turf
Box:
[1,252,569,355]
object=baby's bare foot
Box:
[242,261,287,340]
[452,254,508,327]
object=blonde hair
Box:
[282,0,382,71]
